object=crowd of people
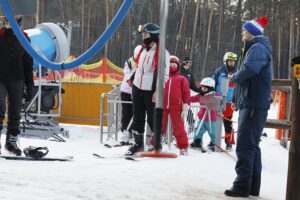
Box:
[119,16,273,198]
[119,23,240,155]
[0,13,273,198]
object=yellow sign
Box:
[294,64,300,78]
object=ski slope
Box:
[0,105,287,200]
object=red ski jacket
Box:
[163,70,190,110]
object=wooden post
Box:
[286,57,300,200]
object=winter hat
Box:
[170,55,180,74]
[170,55,180,67]
[291,57,300,66]
[242,16,268,36]
[183,56,191,62]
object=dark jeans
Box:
[120,92,133,131]
[130,85,154,134]
[233,108,268,195]
[0,80,24,135]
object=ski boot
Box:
[190,139,202,148]
[190,139,206,153]
[180,148,188,156]
[146,134,154,151]
[126,143,143,155]
[226,144,233,151]
[120,130,131,146]
[207,142,215,152]
[125,131,143,155]
[146,134,162,151]
[5,134,22,156]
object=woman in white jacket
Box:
[126,23,170,155]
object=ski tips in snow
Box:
[92,153,105,158]
[104,143,130,148]
[92,153,139,161]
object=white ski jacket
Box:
[133,43,170,91]
[120,58,135,94]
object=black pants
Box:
[120,92,133,131]
[223,115,233,133]
[0,80,24,136]
[130,85,155,134]
[233,108,268,196]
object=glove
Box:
[204,91,216,96]
[24,85,34,102]
[127,79,133,86]
[181,103,189,119]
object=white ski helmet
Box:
[223,52,237,64]
[200,77,215,88]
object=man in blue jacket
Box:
[213,52,237,151]
[225,16,272,197]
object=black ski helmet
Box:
[138,23,160,39]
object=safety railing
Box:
[99,88,225,153]
[165,103,219,149]
[100,86,121,143]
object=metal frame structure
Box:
[100,86,153,147]
[19,64,68,140]
[100,86,121,143]
[99,86,225,153]
[25,65,63,117]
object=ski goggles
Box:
[227,54,237,60]
[138,24,144,33]
[183,61,192,65]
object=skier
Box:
[189,77,219,152]
[225,16,272,197]
[161,56,190,155]
[0,15,34,156]
[213,52,237,151]
[125,23,170,155]
[180,57,201,93]
[179,57,200,134]
[119,46,141,145]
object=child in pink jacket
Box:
[190,77,219,152]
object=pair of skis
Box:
[92,153,141,161]
[104,143,130,148]
[0,155,73,161]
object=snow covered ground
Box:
[0,104,287,200]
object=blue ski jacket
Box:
[232,36,272,111]
[213,64,237,103]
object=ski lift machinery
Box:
[0,0,134,140]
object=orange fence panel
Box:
[54,82,114,126]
